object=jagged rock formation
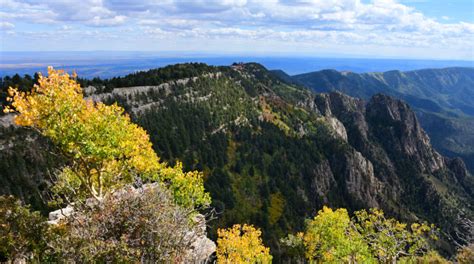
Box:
[366,94,445,173]
[292,67,474,173]
[314,92,473,251]
[0,63,472,260]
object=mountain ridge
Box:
[1,63,473,260]
[290,66,474,173]
[292,67,474,116]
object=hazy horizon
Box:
[1,51,473,79]
[1,1,473,60]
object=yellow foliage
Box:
[399,250,451,264]
[268,192,285,225]
[456,244,474,264]
[5,67,210,208]
[303,206,374,263]
[158,162,211,209]
[355,208,437,263]
[284,207,442,263]
[217,224,272,264]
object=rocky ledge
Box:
[48,183,216,263]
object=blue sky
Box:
[398,0,474,23]
[0,0,473,60]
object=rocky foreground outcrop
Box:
[48,183,216,263]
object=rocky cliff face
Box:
[293,67,474,173]
[366,94,445,174]
[313,92,473,254]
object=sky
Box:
[0,0,473,60]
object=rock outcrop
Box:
[293,67,474,174]
[313,92,473,253]
[367,94,445,174]
[47,184,216,263]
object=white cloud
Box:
[138,18,200,29]
[60,25,73,31]
[87,15,127,27]
[0,0,473,59]
[1,0,126,26]
[0,21,15,29]
[174,0,248,12]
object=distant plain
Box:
[1,51,473,78]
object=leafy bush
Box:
[399,250,450,264]
[456,243,474,264]
[0,195,48,262]
[217,224,272,263]
[283,206,439,263]
[301,206,374,263]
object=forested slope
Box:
[1,63,473,260]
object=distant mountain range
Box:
[1,52,473,78]
[277,67,474,173]
[1,63,472,260]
